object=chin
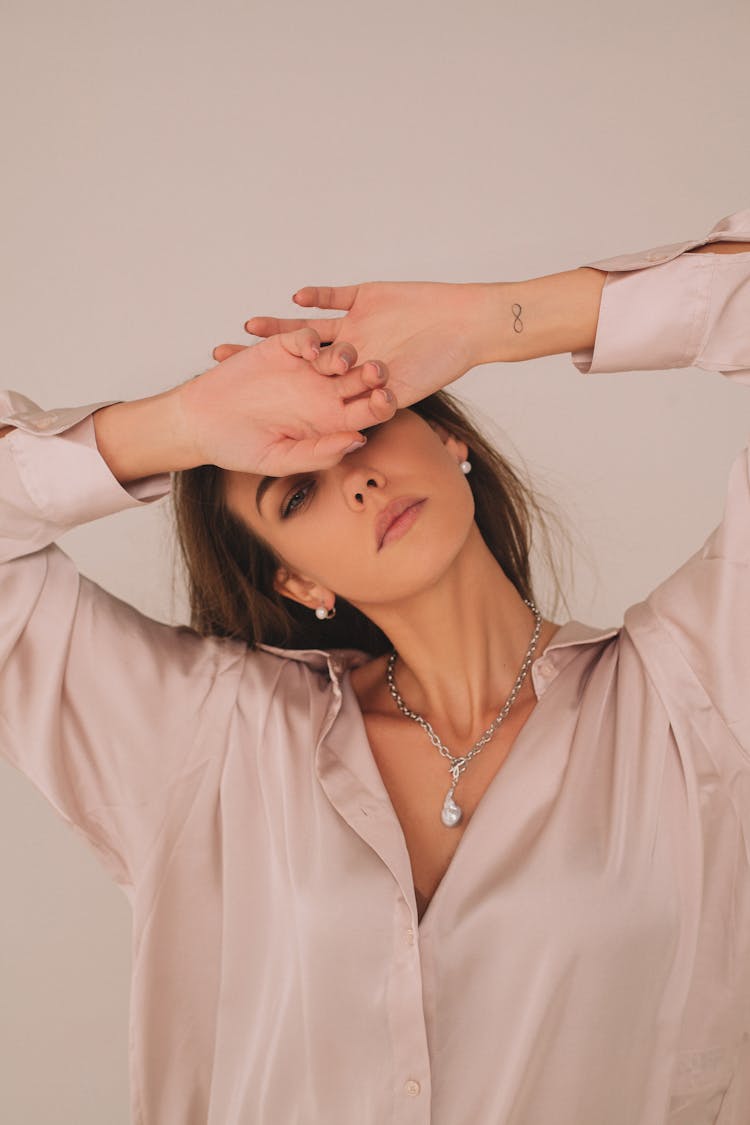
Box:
[386,532,470,596]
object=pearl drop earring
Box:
[460,459,472,474]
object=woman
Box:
[1,209,748,1124]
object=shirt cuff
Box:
[0,392,172,525]
[571,253,713,375]
[570,207,750,379]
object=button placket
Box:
[385,898,431,1115]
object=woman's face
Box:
[223,408,474,612]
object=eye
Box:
[281,479,316,519]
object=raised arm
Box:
[231,211,750,406]
[1,330,395,481]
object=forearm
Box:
[92,388,198,484]
[470,268,607,365]
[471,240,750,367]
[0,387,196,480]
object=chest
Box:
[361,702,537,922]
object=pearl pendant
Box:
[441,790,463,828]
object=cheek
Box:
[272,512,362,579]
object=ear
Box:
[273,566,334,613]
[425,418,469,466]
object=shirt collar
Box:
[530,619,620,695]
[253,641,371,683]
[542,618,620,653]
[254,618,620,689]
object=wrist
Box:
[460,282,510,366]
[93,387,200,485]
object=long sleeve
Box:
[0,391,245,889]
[568,208,750,756]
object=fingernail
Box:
[379,387,395,404]
[343,437,367,454]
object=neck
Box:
[352,524,560,741]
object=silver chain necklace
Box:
[385,598,543,828]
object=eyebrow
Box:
[255,475,278,516]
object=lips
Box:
[375,496,426,550]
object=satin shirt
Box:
[1,208,749,1124]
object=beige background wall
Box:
[1,0,749,1119]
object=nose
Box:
[354,477,380,503]
[343,461,387,506]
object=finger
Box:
[327,360,388,398]
[340,385,398,430]
[292,285,359,311]
[280,430,370,472]
[278,327,324,361]
[312,340,359,377]
[244,314,343,341]
[212,343,247,362]
[212,334,326,364]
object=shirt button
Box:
[404,1079,421,1097]
[406,927,415,945]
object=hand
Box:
[213,281,494,410]
[177,327,396,477]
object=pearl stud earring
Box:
[315,604,336,620]
[460,460,472,474]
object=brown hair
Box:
[169,389,575,656]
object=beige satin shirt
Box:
[1,208,749,1124]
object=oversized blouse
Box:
[1,208,749,1125]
